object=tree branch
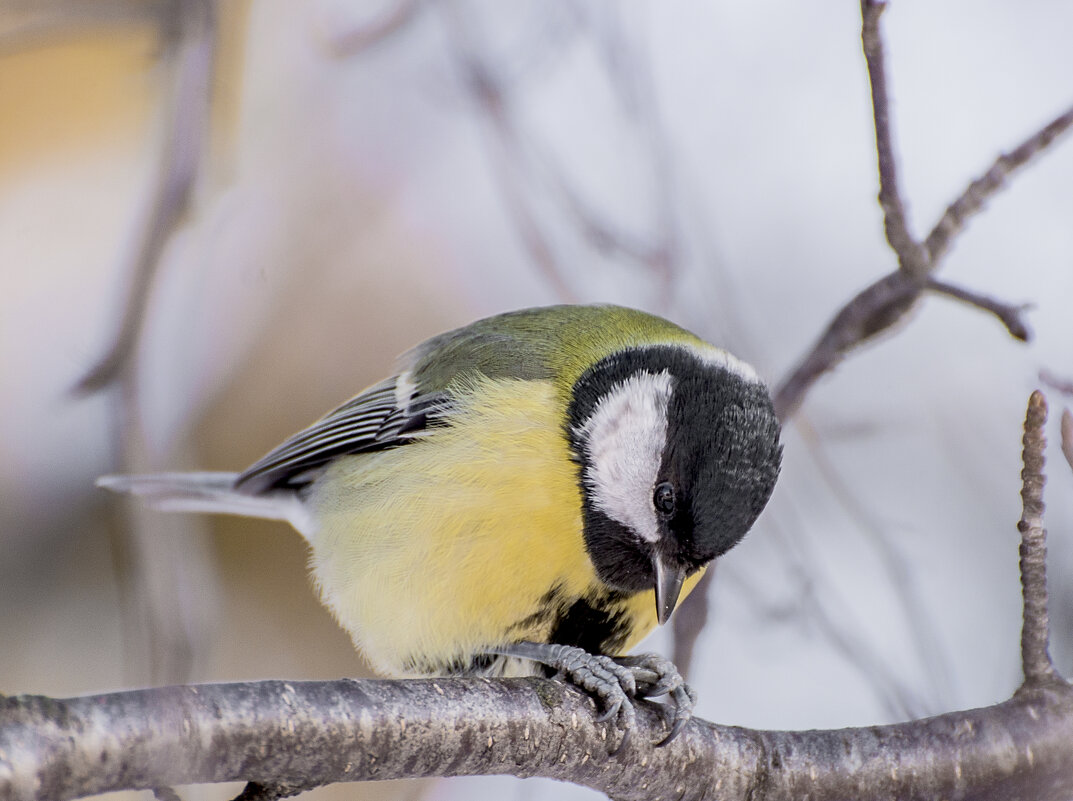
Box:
[3,674,1072,801]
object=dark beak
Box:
[654,557,687,625]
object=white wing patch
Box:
[394,369,417,413]
[574,371,674,544]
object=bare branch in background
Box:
[765,507,929,719]
[39,0,223,687]
[792,421,954,710]
[773,1,1073,420]
[1040,370,1073,397]
[438,3,679,305]
[671,567,711,679]
[0,0,168,52]
[321,0,419,57]
[73,0,217,395]
[1062,409,1073,476]
[440,11,577,301]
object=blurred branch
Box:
[771,496,930,718]
[1061,409,1073,476]
[671,567,711,679]
[1039,370,1073,397]
[439,3,678,304]
[0,0,169,52]
[793,420,953,710]
[321,0,420,57]
[74,0,218,394]
[448,31,578,301]
[57,0,223,688]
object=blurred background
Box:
[2,1,1072,799]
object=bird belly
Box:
[306,377,617,676]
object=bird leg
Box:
[487,642,695,752]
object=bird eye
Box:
[653,482,676,516]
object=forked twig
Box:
[774,2,1071,419]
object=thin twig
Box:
[1016,391,1057,688]
[322,0,420,57]
[924,278,1032,341]
[439,4,679,304]
[795,420,953,709]
[764,511,927,719]
[440,11,576,301]
[860,0,928,276]
[925,103,1073,264]
[73,0,217,395]
[1039,369,1073,398]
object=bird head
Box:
[568,345,782,623]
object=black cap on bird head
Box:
[568,345,782,624]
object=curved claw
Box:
[654,684,697,746]
[637,675,678,699]
[655,715,688,747]
[609,723,632,757]
[594,700,622,724]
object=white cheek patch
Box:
[575,371,674,544]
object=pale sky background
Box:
[1,2,1072,800]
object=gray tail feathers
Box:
[96,472,315,539]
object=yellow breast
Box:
[304,375,695,676]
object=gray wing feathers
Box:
[235,376,443,494]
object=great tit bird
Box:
[100,304,782,745]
